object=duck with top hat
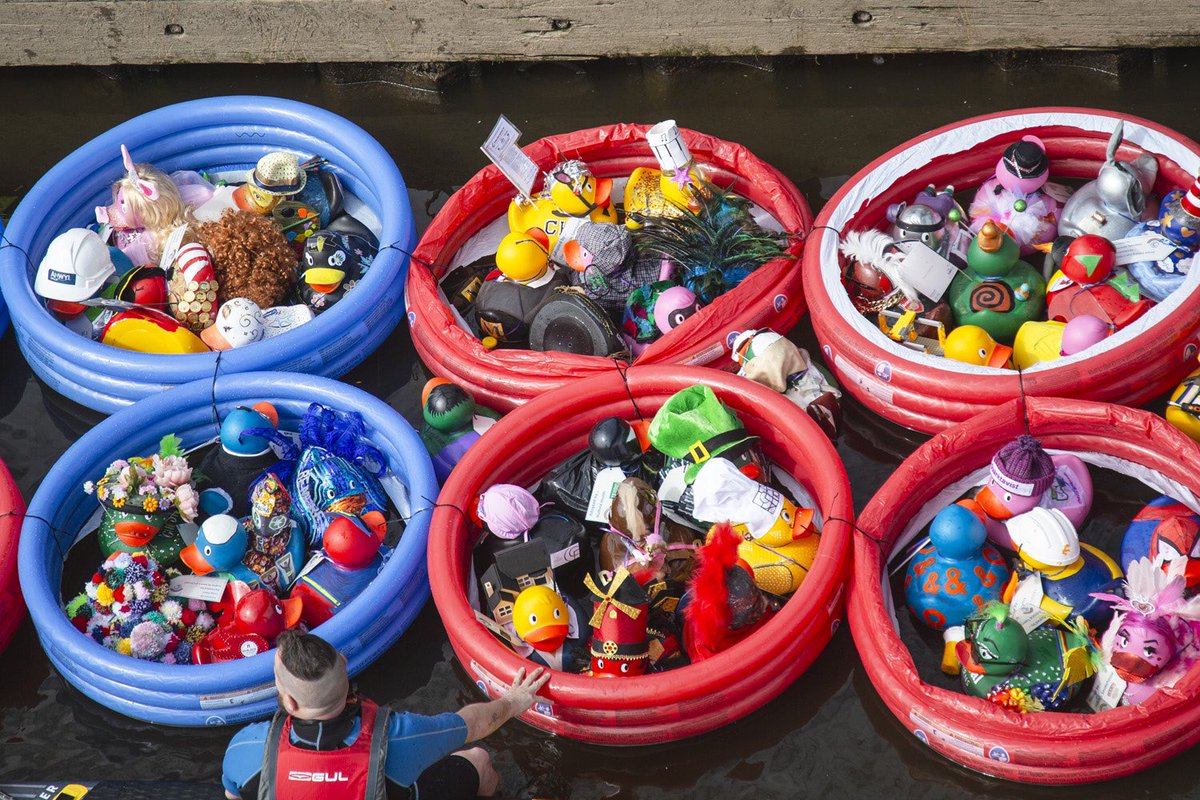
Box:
[968,136,1066,256]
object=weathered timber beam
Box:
[2,0,1200,67]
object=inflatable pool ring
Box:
[851,396,1200,783]
[19,372,437,726]
[0,455,25,656]
[0,96,415,414]
[406,124,813,411]
[428,366,852,744]
[0,218,8,339]
[803,108,1200,434]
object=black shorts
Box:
[413,754,481,800]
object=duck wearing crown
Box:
[947,221,1046,344]
[507,160,618,257]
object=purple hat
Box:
[989,434,1055,498]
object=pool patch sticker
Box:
[874,361,892,382]
[773,293,787,312]
[726,331,741,350]
[909,711,987,758]
[834,354,895,405]
[1186,342,1198,362]
[407,310,416,327]
[988,745,1010,763]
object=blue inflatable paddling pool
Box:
[0,96,415,414]
[18,372,437,726]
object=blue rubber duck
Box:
[180,473,306,595]
[904,504,1011,631]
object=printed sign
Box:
[1114,232,1180,265]
[898,241,958,302]
[168,574,229,603]
[480,115,540,200]
[585,466,626,523]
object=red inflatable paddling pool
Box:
[0,458,25,654]
[427,366,852,744]
[850,396,1200,783]
[803,108,1200,434]
[406,124,813,411]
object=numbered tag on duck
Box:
[1114,233,1180,265]
[481,115,539,201]
[1086,661,1128,712]
[586,467,627,524]
[1009,575,1050,632]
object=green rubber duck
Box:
[948,221,1046,344]
[955,601,1096,713]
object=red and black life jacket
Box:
[258,698,390,800]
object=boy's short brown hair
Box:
[276,630,341,683]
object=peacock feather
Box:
[632,175,795,304]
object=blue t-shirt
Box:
[222,705,467,798]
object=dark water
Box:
[1,52,1199,798]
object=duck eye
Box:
[203,545,212,556]
[978,348,988,359]
[1004,493,1013,503]
[620,663,630,673]
[595,659,604,669]
[553,607,562,619]
[1145,645,1157,656]
[528,613,537,626]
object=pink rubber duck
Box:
[965,434,1093,550]
[969,136,1065,256]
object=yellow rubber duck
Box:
[512,584,570,653]
[495,228,553,284]
[1012,320,1067,369]
[941,324,1013,368]
[623,166,706,230]
[507,161,616,253]
[726,498,819,596]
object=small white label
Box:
[1114,232,1180,265]
[550,542,582,569]
[897,241,958,302]
[480,115,540,199]
[1086,662,1128,712]
[169,574,229,603]
[158,224,189,271]
[585,467,627,523]
[1008,576,1050,632]
[239,640,262,658]
[1042,181,1074,204]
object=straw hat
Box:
[250,152,307,196]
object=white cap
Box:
[646,120,693,172]
[35,228,116,302]
[731,328,783,366]
[1006,507,1079,567]
[200,513,241,546]
[691,457,784,539]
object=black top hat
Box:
[1002,140,1049,180]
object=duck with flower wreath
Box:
[86,434,202,568]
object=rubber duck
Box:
[941,324,1012,368]
[1011,314,1111,369]
[507,160,617,254]
[731,328,842,439]
[947,221,1046,344]
[179,474,306,596]
[419,378,500,484]
[494,227,555,286]
[624,120,707,229]
[1059,121,1158,240]
[967,434,1093,549]
[905,504,1011,631]
[1120,495,1200,585]
[681,522,779,661]
[192,586,303,664]
[888,185,971,262]
[291,513,390,627]
[691,457,818,596]
[1002,507,1123,631]
[1167,362,1200,445]
[541,416,650,520]
[290,444,389,545]
[969,136,1066,255]
[1046,234,1154,329]
[952,601,1096,712]
[197,402,280,519]
[299,229,374,314]
[585,567,650,677]
[600,477,699,588]
[1123,175,1200,302]
[513,584,570,653]
[100,307,210,354]
[563,222,661,315]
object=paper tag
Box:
[1086,662,1128,712]
[157,224,189,271]
[1114,232,1180,265]
[480,115,539,200]
[550,542,581,569]
[1008,576,1050,632]
[585,467,627,523]
[897,241,958,302]
[169,574,229,603]
[1042,181,1074,204]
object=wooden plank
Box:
[2,0,1200,66]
